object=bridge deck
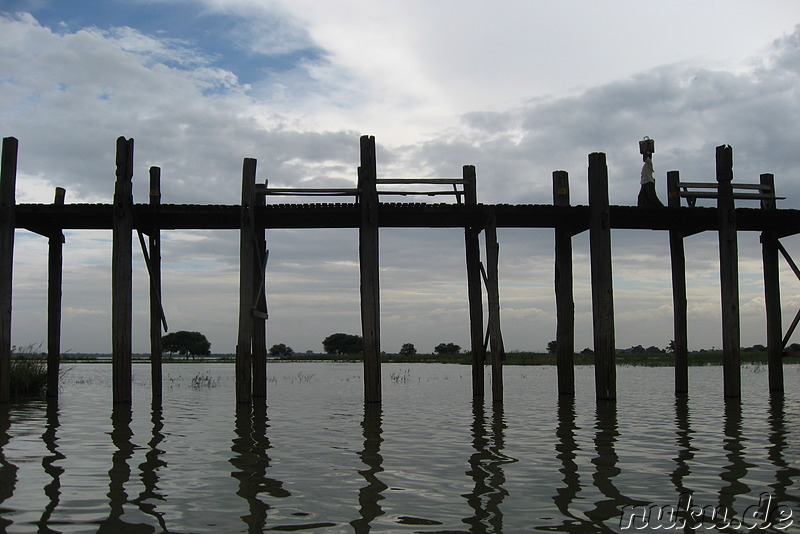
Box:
[15,202,800,236]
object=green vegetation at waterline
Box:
[279,350,798,366]
[9,344,51,399]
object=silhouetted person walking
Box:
[638,151,663,207]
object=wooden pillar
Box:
[47,187,66,398]
[359,135,381,403]
[252,184,268,399]
[716,145,741,399]
[112,137,134,404]
[0,137,18,403]
[760,173,783,392]
[484,214,503,404]
[236,158,258,404]
[588,152,615,401]
[463,165,485,397]
[553,170,575,396]
[148,167,163,400]
[667,171,688,395]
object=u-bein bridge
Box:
[1,135,798,405]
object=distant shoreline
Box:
[56,351,800,367]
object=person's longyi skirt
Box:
[638,182,664,207]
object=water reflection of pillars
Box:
[586,402,643,527]
[718,401,749,515]
[670,397,694,511]
[98,406,136,533]
[37,399,64,530]
[230,401,289,532]
[551,396,587,529]
[0,404,17,531]
[131,401,168,531]
[767,394,800,508]
[463,400,512,532]
[351,403,387,532]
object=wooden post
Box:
[112,137,134,404]
[359,135,381,403]
[148,167,163,400]
[760,173,783,392]
[236,158,258,404]
[588,152,615,401]
[553,170,575,396]
[463,165,485,397]
[667,171,688,395]
[484,214,503,404]
[252,183,268,399]
[0,137,18,403]
[47,187,66,398]
[716,145,741,398]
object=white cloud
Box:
[3,7,800,354]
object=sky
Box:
[2,0,800,356]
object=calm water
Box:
[0,362,798,533]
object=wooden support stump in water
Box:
[667,171,689,396]
[112,137,134,404]
[359,135,381,403]
[0,137,18,403]
[588,152,616,401]
[463,165,485,397]
[148,168,163,400]
[252,183,268,399]
[484,214,503,404]
[760,173,783,392]
[47,187,65,399]
[553,170,575,396]
[236,158,257,404]
[716,145,741,399]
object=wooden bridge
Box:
[1,135,797,404]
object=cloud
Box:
[3,9,800,354]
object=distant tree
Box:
[666,339,676,353]
[546,340,558,354]
[580,347,594,355]
[323,333,363,355]
[269,343,294,357]
[645,345,664,354]
[399,343,417,356]
[162,331,211,358]
[434,342,461,355]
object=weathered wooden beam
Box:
[0,137,18,403]
[359,135,381,403]
[667,171,688,395]
[716,145,741,399]
[148,167,163,400]
[760,173,783,392]
[47,187,65,399]
[553,170,575,396]
[484,213,503,404]
[112,137,134,404]
[463,165,485,397]
[236,158,257,404]
[588,152,616,401]
[252,183,268,399]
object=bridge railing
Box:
[667,175,784,207]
